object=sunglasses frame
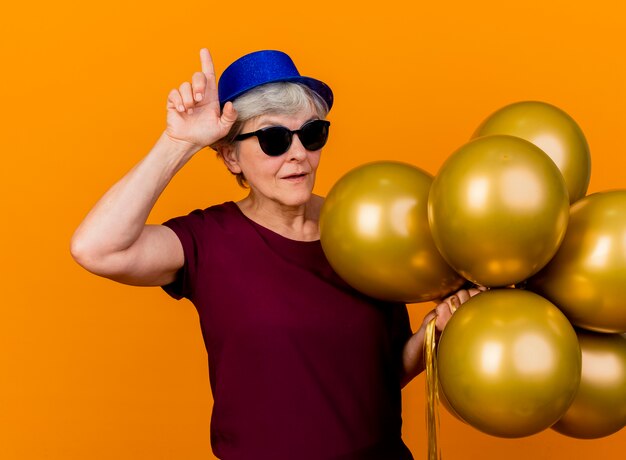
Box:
[234,119,331,157]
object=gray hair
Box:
[214,82,330,187]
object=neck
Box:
[236,194,324,242]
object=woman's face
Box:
[227,107,323,208]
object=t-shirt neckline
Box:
[226,201,321,246]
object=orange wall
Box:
[2,1,625,458]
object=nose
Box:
[286,133,308,161]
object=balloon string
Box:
[425,316,441,460]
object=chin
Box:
[278,188,314,207]
[281,194,312,207]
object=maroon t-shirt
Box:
[162,201,413,460]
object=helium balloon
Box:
[428,135,569,287]
[473,101,591,203]
[552,330,626,439]
[530,191,626,333]
[320,161,464,302]
[438,381,466,423]
[437,289,581,438]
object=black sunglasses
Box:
[234,119,331,157]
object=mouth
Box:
[282,172,309,180]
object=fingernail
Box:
[178,105,185,112]
[195,93,203,101]
[187,108,194,115]
[450,296,459,313]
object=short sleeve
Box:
[161,209,207,300]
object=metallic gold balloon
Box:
[438,381,466,423]
[552,330,626,439]
[473,101,591,203]
[320,161,464,302]
[428,135,569,287]
[530,191,626,333]
[437,289,582,438]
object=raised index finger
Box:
[200,48,215,79]
[199,48,219,104]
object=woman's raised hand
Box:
[165,48,238,148]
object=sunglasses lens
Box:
[299,120,329,151]
[257,127,292,156]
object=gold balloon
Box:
[473,101,591,203]
[552,330,626,439]
[530,191,626,333]
[320,161,464,302]
[437,289,581,438]
[438,381,466,423]
[428,135,569,287]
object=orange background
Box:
[2,0,625,458]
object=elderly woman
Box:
[71,48,480,460]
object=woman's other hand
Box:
[431,285,487,332]
[165,48,238,148]
[400,285,487,387]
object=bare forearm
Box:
[71,133,200,261]
[400,288,485,388]
[400,312,435,388]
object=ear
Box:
[217,143,242,174]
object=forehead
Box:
[245,107,319,130]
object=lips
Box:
[282,172,309,180]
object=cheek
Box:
[309,152,322,169]
[245,156,284,179]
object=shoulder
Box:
[162,201,250,243]
[165,201,240,226]
[160,201,255,261]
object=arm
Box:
[70,48,237,286]
[400,287,485,387]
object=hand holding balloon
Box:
[400,286,485,387]
[430,285,487,332]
